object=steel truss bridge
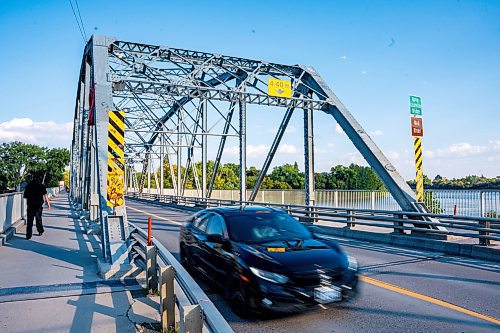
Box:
[70,35,436,265]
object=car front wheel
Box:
[226,276,254,318]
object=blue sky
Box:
[0,0,499,179]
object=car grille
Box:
[291,268,342,287]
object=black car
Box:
[179,206,358,316]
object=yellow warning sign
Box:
[107,110,125,207]
[414,137,424,202]
[268,78,292,98]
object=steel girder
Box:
[71,35,436,266]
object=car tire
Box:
[226,277,253,318]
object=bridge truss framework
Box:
[70,35,429,265]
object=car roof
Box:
[202,205,284,217]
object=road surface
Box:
[126,198,500,333]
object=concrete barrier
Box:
[0,187,61,238]
[0,192,25,235]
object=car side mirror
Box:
[206,234,224,243]
[306,225,320,234]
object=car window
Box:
[225,212,312,243]
[206,214,225,236]
[193,214,210,232]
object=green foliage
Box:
[43,148,70,187]
[409,174,500,189]
[269,162,304,189]
[485,210,499,218]
[0,142,70,191]
[326,164,385,190]
[423,191,444,214]
[136,159,386,191]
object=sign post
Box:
[409,96,424,202]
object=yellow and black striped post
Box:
[413,137,424,202]
[107,110,125,207]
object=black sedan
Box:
[179,206,358,316]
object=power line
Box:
[68,0,86,44]
[74,0,87,41]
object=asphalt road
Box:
[126,199,500,333]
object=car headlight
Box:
[347,255,358,271]
[250,267,289,284]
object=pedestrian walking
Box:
[23,174,51,240]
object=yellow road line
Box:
[360,275,500,326]
[126,205,182,226]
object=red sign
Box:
[411,117,423,137]
[87,86,95,126]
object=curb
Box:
[0,219,26,246]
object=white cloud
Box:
[278,144,298,154]
[247,144,269,157]
[438,142,488,157]
[370,129,383,137]
[339,55,347,60]
[0,118,72,148]
[268,125,296,134]
[335,123,345,135]
[327,142,335,148]
[314,147,328,154]
[343,152,367,165]
[361,71,367,75]
[490,140,500,151]
[386,151,400,160]
[424,150,435,159]
[226,144,270,157]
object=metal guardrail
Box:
[131,188,500,218]
[128,221,234,333]
[127,192,500,246]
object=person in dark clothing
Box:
[23,175,51,240]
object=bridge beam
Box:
[91,35,131,264]
[302,66,426,214]
[304,90,315,207]
[239,95,247,202]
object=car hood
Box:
[238,238,346,272]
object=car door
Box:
[188,213,211,274]
[200,213,232,285]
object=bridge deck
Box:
[0,193,158,333]
[126,198,500,333]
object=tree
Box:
[329,165,355,189]
[0,142,69,191]
[269,162,304,189]
[0,142,46,190]
[43,148,70,187]
[314,172,329,189]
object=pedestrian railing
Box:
[127,192,500,246]
[128,221,234,333]
[130,188,500,218]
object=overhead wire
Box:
[68,0,86,44]
[74,0,87,41]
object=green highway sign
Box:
[410,95,422,116]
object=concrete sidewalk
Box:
[0,192,160,333]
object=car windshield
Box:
[225,212,312,243]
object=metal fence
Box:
[127,192,500,246]
[132,188,500,218]
[129,222,234,333]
